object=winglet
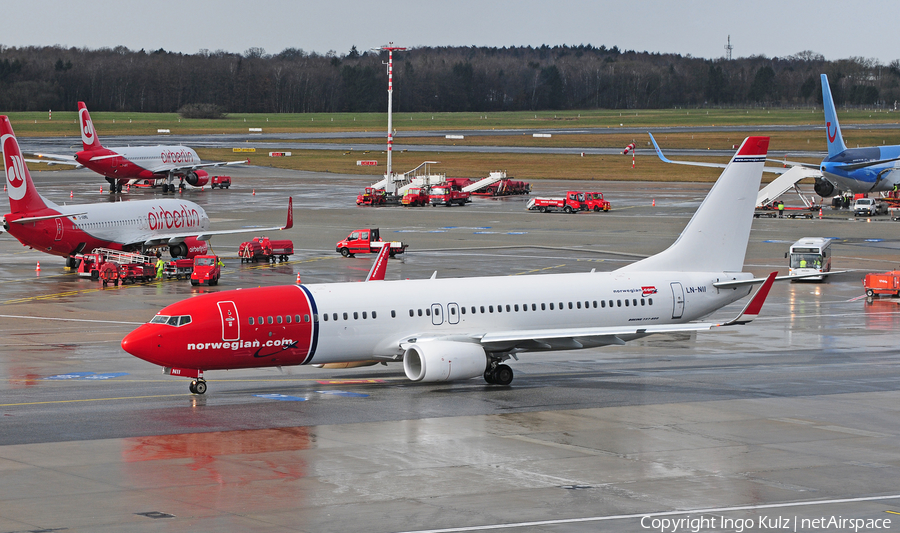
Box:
[282,197,293,230]
[365,244,391,281]
[719,271,777,326]
[648,133,674,163]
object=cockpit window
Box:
[150,314,192,326]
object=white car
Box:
[853,198,885,216]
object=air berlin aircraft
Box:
[122,137,778,395]
[1,116,291,267]
[34,102,246,193]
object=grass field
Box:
[7,107,900,137]
[14,107,899,182]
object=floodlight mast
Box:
[379,43,406,194]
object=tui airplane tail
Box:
[821,74,847,159]
[618,136,769,274]
[78,101,103,151]
[1,116,51,214]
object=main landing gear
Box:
[484,363,514,385]
[189,379,207,394]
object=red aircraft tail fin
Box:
[365,244,391,282]
[1,116,50,214]
[77,102,103,151]
[281,197,293,230]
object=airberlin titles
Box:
[147,203,202,231]
[160,149,196,164]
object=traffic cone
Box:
[35,262,40,272]
[99,187,103,193]
[296,273,301,284]
[252,189,256,196]
[818,207,823,219]
[70,191,73,198]
[652,199,656,207]
[127,184,130,192]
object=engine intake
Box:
[403,341,487,382]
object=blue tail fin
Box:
[821,74,847,158]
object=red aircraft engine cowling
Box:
[185,170,209,187]
[169,236,208,259]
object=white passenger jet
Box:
[1,116,291,267]
[121,137,779,394]
[34,102,246,193]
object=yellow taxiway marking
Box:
[513,264,566,276]
[0,393,186,407]
[885,511,900,515]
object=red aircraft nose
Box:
[121,325,169,367]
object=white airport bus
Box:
[787,237,832,281]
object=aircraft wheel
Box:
[116,182,123,193]
[161,183,169,193]
[340,247,351,257]
[483,369,496,384]
[189,380,197,394]
[66,256,78,269]
[492,364,514,386]
[194,380,207,394]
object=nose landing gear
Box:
[189,379,207,394]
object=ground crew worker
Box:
[799,258,807,268]
[155,257,166,279]
[778,201,784,218]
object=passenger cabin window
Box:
[267,316,274,324]
[248,317,255,325]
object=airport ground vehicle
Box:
[77,248,155,283]
[863,270,900,297]
[239,237,294,262]
[356,187,386,206]
[165,258,195,279]
[401,187,429,206]
[853,197,887,216]
[336,228,407,257]
[787,237,832,281]
[119,263,155,284]
[526,191,608,213]
[98,262,121,287]
[190,255,221,286]
[210,176,232,189]
[429,184,470,206]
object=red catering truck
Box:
[336,228,407,257]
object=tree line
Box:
[0,44,898,113]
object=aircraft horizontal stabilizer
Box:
[717,271,777,326]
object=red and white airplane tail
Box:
[2,116,51,214]
[621,136,770,273]
[78,102,103,151]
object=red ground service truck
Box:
[210,176,231,189]
[357,187,386,206]
[119,263,155,284]
[582,192,611,212]
[526,191,605,213]
[429,184,470,206]
[239,237,294,263]
[165,258,195,279]
[77,252,103,279]
[864,270,900,297]
[401,187,429,207]
[190,255,221,286]
[336,228,407,257]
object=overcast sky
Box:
[4,0,897,64]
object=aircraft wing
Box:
[399,272,778,354]
[145,159,248,174]
[649,133,818,176]
[28,153,83,168]
[122,197,293,247]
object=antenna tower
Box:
[725,35,733,61]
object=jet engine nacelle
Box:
[185,170,209,187]
[168,236,208,259]
[814,177,836,198]
[402,341,487,382]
